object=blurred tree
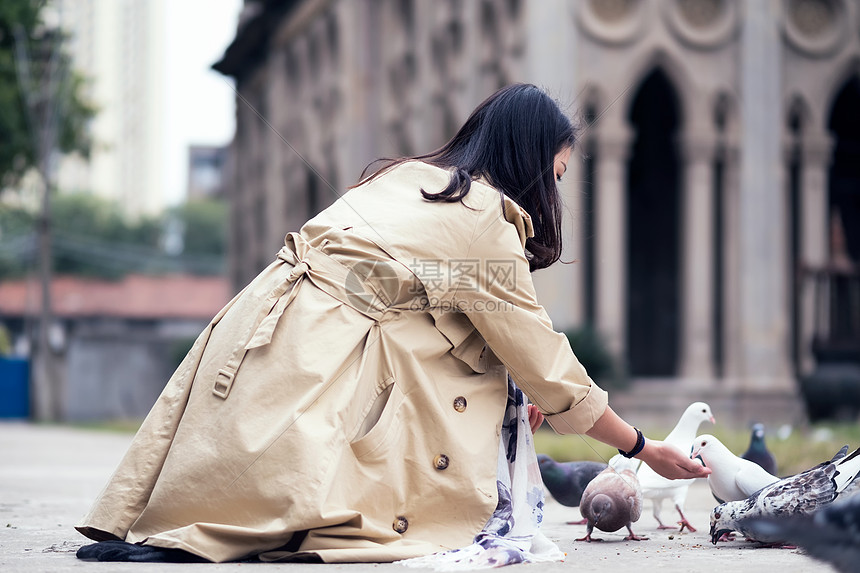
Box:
[50,193,162,278]
[0,323,11,355]
[0,202,35,276]
[0,194,227,279]
[168,198,228,258]
[564,326,628,390]
[0,0,96,191]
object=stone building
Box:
[214,0,860,424]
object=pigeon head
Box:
[691,434,730,465]
[709,505,734,545]
[685,402,716,425]
[589,493,614,525]
[752,423,765,441]
[536,454,558,478]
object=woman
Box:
[75,84,708,564]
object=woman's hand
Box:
[637,439,711,480]
[527,404,544,434]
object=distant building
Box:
[0,274,229,420]
[187,145,228,200]
[214,0,860,424]
[55,0,167,216]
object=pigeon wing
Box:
[739,494,860,573]
[620,470,644,522]
[756,465,838,517]
[735,462,779,499]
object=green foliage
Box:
[564,325,627,390]
[167,198,228,258]
[0,0,96,189]
[0,193,227,279]
[0,323,12,355]
[0,201,34,275]
[534,431,618,465]
[50,194,163,278]
[168,336,197,369]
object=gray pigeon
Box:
[577,467,647,542]
[738,492,860,573]
[740,423,778,476]
[537,454,607,507]
[710,446,860,545]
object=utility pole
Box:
[13,16,67,421]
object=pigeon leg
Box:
[652,499,676,529]
[575,523,603,542]
[674,504,697,533]
[624,525,649,541]
[566,518,589,525]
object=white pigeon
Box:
[608,453,641,474]
[710,446,860,545]
[691,434,779,503]
[636,401,715,532]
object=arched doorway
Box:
[827,76,860,347]
[626,68,682,377]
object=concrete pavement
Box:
[0,422,836,572]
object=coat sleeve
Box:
[445,189,608,435]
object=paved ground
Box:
[0,422,836,573]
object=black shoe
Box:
[76,540,208,562]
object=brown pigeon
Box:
[577,466,647,542]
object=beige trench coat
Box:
[76,161,608,563]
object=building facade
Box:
[0,274,230,420]
[215,0,860,424]
[187,144,229,200]
[56,0,167,216]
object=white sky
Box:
[162,0,242,206]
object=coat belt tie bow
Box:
[244,259,310,350]
[213,232,388,400]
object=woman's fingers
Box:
[527,404,544,434]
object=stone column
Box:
[594,126,632,363]
[336,0,381,181]
[524,0,583,329]
[411,0,436,152]
[738,0,792,388]
[722,142,743,383]
[680,135,716,380]
[798,131,834,374]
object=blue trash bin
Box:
[0,358,30,418]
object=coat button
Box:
[393,516,408,533]
[434,454,450,470]
[453,396,467,412]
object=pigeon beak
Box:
[690,446,701,460]
[709,416,716,424]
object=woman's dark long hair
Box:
[356,84,576,271]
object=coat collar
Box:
[499,193,534,249]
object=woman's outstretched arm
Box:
[584,405,711,480]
